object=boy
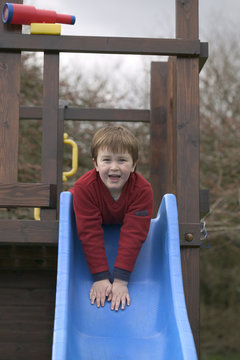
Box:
[71,125,153,311]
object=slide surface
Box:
[52,192,197,360]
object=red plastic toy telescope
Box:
[2,3,76,25]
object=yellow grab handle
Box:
[34,207,40,221]
[62,133,78,182]
[34,133,78,220]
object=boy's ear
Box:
[93,158,98,171]
[132,161,138,172]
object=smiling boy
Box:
[71,125,153,311]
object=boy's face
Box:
[94,148,136,198]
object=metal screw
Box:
[185,233,194,242]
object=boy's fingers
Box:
[100,294,106,307]
[96,296,101,308]
[112,297,121,311]
[126,294,130,306]
[105,285,112,297]
[90,291,96,304]
[121,297,126,310]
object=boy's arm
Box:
[73,184,110,279]
[113,184,153,281]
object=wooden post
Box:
[150,62,168,216]
[41,52,61,220]
[0,0,22,183]
[176,0,200,355]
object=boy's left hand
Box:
[108,279,130,311]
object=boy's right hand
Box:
[89,279,112,308]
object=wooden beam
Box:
[0,0,22,183]
[0,220,58,244]
[0,183,56,208]
[19,107,150,122]
[41,52,60,220]
[176,0,200,355]
[150,62,168,216]
[0,33,204,56]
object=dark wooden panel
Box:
[0,343,52,360]
[0,183,57,208]
[150,62,168,216]
[0,268,56,360]
[0,220,58,244]
[0,245,58,270]
[0,33,202,56]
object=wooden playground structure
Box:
[0,0,208,358]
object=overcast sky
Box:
[23,0,240,79]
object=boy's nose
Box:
[110,161,119,170]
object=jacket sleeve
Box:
[73,184,110,276]
[114,184,153,277]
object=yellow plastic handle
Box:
[34,207,40,221]
[62,133,78,182]
[34,133,78,220]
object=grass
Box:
[200,354,240,360]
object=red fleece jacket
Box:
[71,169,153,276]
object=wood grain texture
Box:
[0,183,57,207]
[150,62,168,216]
[0,220,58,244]
[0,34,202,55]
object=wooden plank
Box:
[0,246,58,270]
[0,183,57,207]
[19,106,151,122]
[176,0,199,39]
[181,247,200,348]
[0,220,58,244]
[41,52,60,221]
[0,0,22,183]
[0,343,52,360]
[176,57,200,220]
[150,62,168,216]
[64,108,150,122]
[0,269,57,286]
[0,268,55,360]
[167,57,177,194]
[0,33,203,56]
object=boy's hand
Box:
[90,279,112,308]
[108,279,130,311]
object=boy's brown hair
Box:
[91,125,139,165]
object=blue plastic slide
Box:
[52,192,197,360]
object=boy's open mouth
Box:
[109,174,121,179]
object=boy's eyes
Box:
[101,158,128,162]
